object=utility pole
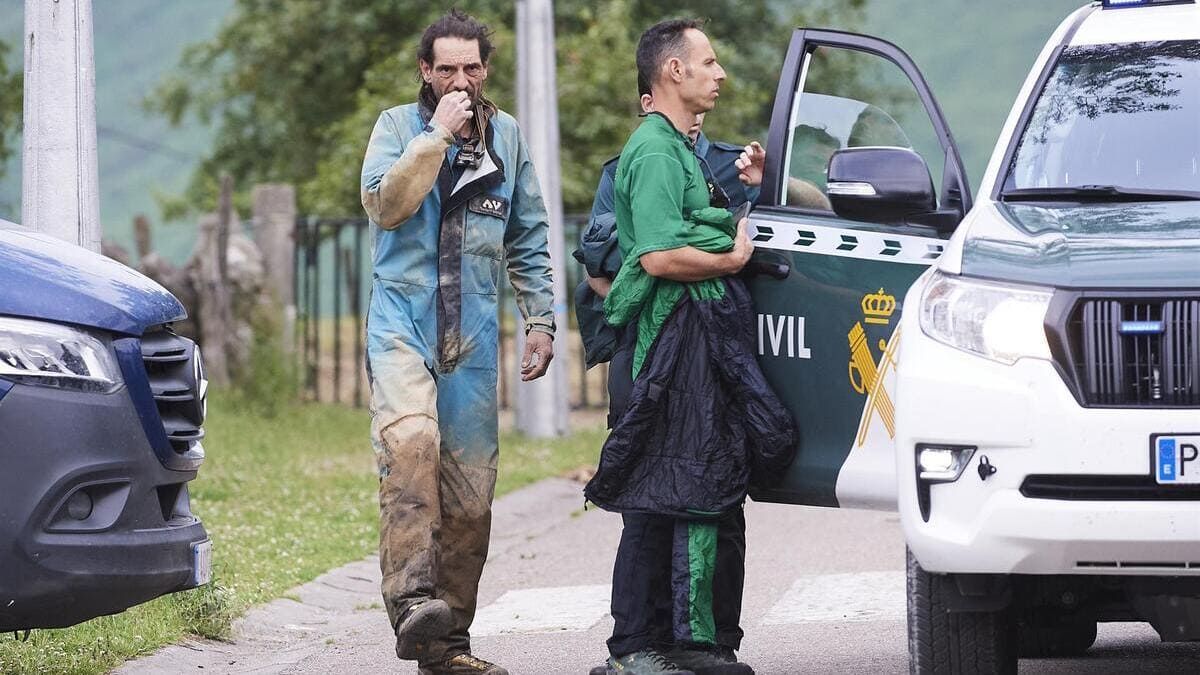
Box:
[22,0,101,252]
[515,0,570,437]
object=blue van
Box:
[0,223,209,631]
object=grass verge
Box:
[0,394,603,675]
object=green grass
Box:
[0,394,604,675]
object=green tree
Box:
[152,0,865,217]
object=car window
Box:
[1007,40,1200,194]
[782,45,945,211]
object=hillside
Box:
[857,0,1087,191]
[0,0,230,261]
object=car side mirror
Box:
[826,147,937,226]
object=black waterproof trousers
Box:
[606,329,746,654]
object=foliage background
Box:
[146,0,867,220]
[0,0,1088,260]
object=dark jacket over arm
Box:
[584,278,797,517]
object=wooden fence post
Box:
[194,175,236,385]
[252,184,297,355]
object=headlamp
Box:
[919,271,1053,365]
[0,317,123,393]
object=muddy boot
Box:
[396,599,453,659]
[607,649,695,675]
[590,664,609,675]
[659,646,753,675]
[420,653,508,675]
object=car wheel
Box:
[907,549,1017,675]
[1016,612,1097,658]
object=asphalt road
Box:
[122,479,1200,674]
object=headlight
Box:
[0,317,123,393]
[919,271,1052,364]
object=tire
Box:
[1016,612,1097,658]
[907,549,1018,675]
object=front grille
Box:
[1022,474,1200,500]
[140,330,205,455]
[1067,298,1200,407]
[1077,561,1200,570]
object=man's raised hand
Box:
[735,141,766,187]
[432,91,474,136]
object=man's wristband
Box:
[525,319,555,337]
[423,120,455,146]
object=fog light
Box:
[917,444,977,483]
[66,490,93,521]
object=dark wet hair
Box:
[417,10,494,66]
[636,18,704,95]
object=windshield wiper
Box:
[1001,185,1200,203]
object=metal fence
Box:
[294,215,608,410]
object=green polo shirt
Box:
[604,112,734,377]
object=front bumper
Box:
[896,284,1200,577]
[0,380,208,631]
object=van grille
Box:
[1022,474,1200,500]
[1069,299,1200,407]
[140,330,206,454]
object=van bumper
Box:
[0,380,209,631]
[896,301,1200,577]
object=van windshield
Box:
[1005,40,1200,198]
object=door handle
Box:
[742,259,791,280]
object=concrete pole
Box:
[252,184,298,355]
[22,0,101,252]
[515,0,570,437]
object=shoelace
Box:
[643,650,678,672]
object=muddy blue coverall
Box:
[360,101,555,665]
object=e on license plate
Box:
[1154,435,1200,484]
[191,540,213,587]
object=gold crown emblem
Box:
[862,288,896,325]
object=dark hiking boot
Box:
[420,653,509,675]
[660,646,754,675]
[590,665,609,675]
[395,599,453,659]
[607,649,695,675]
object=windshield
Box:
[1005,40,1200,196]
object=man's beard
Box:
[419,81,496,137]
[419,82,483,112]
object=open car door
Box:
[747,29,972,509]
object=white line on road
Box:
[472,584,612,636]
[761,571,905,624]
[470,572,905,637]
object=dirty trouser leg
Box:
[368,339,442,661]
[422,362,499,665]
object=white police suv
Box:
[739,0,1200,671]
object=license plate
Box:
[1154,435,1200,484]
[191,540,213,587]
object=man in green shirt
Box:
[599,18,754,675]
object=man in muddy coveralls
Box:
[359,10,555,675]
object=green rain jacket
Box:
[603,113,735,377]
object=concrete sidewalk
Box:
[115,477,593,675]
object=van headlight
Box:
[919,271,1052,365]
[0,317,123,393]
